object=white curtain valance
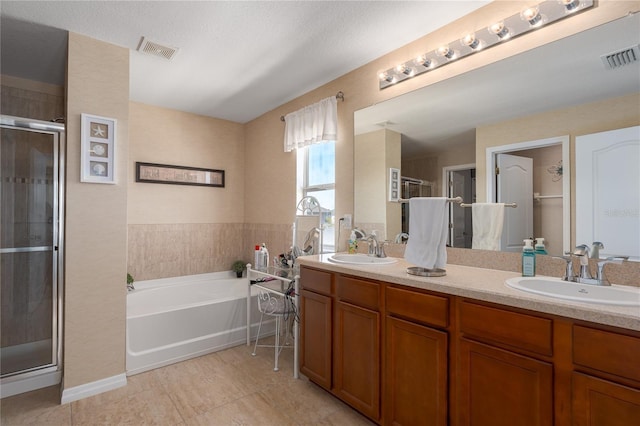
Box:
[283,96,337,152]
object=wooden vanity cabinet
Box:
[299,267,333,390]
[299,265,640,426]
[334,275,382,421]
[384,286,449,426]
[571,325,640,425]
[299,267,382,422]
[456,300,554,426]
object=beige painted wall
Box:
[244,0,635,251]
[385,131,402,240]
[127,102,245,225]
[126,102,246,279]
[354,129,401,239]
[64,33,129,389]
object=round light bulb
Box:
[488,22,510,39]
[521,7,542,26]
[378,72,393,83]
[561,0,581,12]
[461,33,480,50]
[415,55,432,68]
[436,45,455,59]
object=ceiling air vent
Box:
[137,37,178,61]
[600,44,639,69]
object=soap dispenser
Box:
[522,239,536,277]
[534,238,548,255]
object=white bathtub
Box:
[126,272,269,375]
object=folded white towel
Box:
[404,198,448,269]
[471,203,505,251]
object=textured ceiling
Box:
[0,1,488,123]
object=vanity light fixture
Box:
[378,0,593,89]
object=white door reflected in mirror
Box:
[576,126,640,261]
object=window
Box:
[297,141,335,252]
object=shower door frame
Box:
[0,115,65,394]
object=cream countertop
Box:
[296,254,640,332]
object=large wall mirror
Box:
[354,13,639,257]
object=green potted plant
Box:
[231,260,246,278]
[127,273,135,291]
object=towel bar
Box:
[460,202,517,208]
[398,196,462,204]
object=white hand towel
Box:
[404,198,448,269]
[471,203,505,251]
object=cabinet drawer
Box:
[386,286,448,328]
[459,301,553,357]
[573,325,640,383]
[337,275,379,311]
[300,267,333,296]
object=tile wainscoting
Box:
[128,223,294,281]
[128,224,640,287]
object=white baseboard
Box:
[60,373,127,404]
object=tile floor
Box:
[1,339,375,425]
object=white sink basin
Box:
[328,253,397,265]
[505,276,640,307]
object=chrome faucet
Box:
[365,232,387,258]
[552,254,574,282]
[566,243,627,286]
[573,244,592,280]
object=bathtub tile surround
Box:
[243,223,294,266]
[127,223,245,281]
[0,342,374,425]
[128,223,298,281]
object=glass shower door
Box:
[1,123,60,377]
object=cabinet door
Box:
[300,289,332,389]
[334,300,380,421]
[458,338,553,426]
[386,316,448,426]
[572,372,640,426]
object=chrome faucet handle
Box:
[366,234,378,257]
[590,241,604,259]
[552,255,574,281]
[377,241,388,258]
[595,257,625,286]
[573,244,590,257]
